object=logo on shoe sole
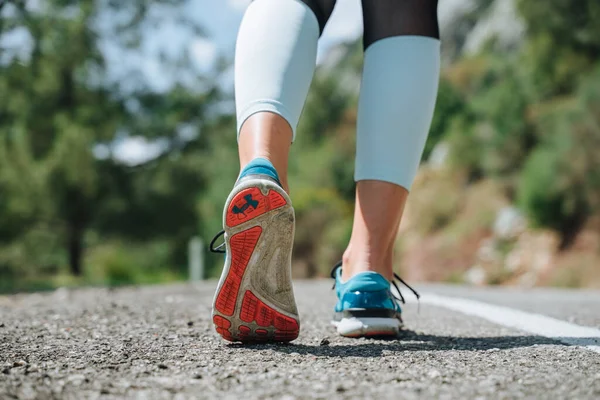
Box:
[232,194,259,216]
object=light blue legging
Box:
[235,0,440,191]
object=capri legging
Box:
[235,0,440,190]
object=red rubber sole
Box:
[239,291,299,341]
[213,187,299,343]
[225,187,287,228]
[214,227,262,317]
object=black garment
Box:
[299,0,337,34]
[294,0,439,49]
[361,0,439,49]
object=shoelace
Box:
[330,261,420,304]
[210,230,226,254]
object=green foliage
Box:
[517,0,600,97]
[299,73,353,145]
[2,0,600,291]
[442,1,599,249]
[85,240,181,286]
[444,55,536,187]
[518,68,600,247]
[471,61,535,177]
[0,0,211,290]
[424,79,466,161]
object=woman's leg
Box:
[212,0,337,343]
[342,0,441,281]
[235,0,337,192]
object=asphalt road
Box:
[1,281,599,399]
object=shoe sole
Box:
[332,317,402,338]
[212,178,299,343]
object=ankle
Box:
[238,113,292,192]
[240,157,289,192]
[341,247,393,282]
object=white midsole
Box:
[332,317,402,337]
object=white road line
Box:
[418,293,600,354]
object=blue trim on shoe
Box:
[239,158,281,185]
[333,267,401,316]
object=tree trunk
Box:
[68,225,84,276]
[558,211,587,251]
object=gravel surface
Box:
[1,281,599,399]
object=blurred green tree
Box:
[0,0,214,286]
[517,0,600,98]
[519,68,600,248]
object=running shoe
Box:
[210,159,299,342]
[331,262,419,337]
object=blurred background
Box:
[0,0,598,293]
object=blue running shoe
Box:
[331,262,420,337]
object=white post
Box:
[188,236,204,282]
